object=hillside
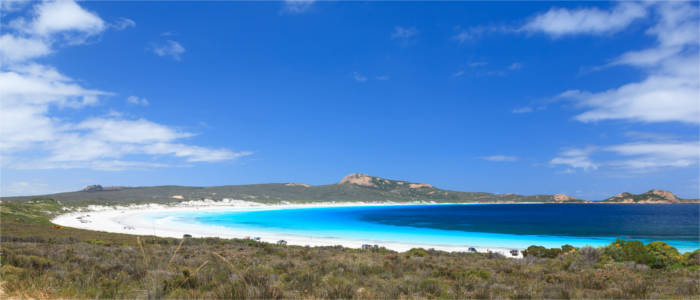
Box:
[601,190,698,203]
[1,173,583,206]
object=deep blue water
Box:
[166,204,700,252]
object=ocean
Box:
[167,203,700,252]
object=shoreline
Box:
[52,200,530,258]
[51,200,700,256]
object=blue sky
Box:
[1,0,698,200]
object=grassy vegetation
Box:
[1,198,699,299]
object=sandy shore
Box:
[52,199,523,258]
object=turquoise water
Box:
[161,204,700,252]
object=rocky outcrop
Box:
[285,183,311,188]
[553,194,578,202]
[338,173,377,187]
[80,185,126,192]
[409,183,433,189]
[604,189,681,203]
[649,190,679,202]
[81,185,104,192]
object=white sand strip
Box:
[51,199,524,258]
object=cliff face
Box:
[603,189,682,203]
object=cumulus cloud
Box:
[0,34,51,64]
[27,0,106,37]
[521,2,648,37]
[480,155,518,162]
[0,0,249,171]
[151,40,185,61]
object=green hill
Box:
[1,173,582,206]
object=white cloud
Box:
[548,2,700,125]
[151,40,185,61]
[392,26,418,40]
[375,75,390,81]
[563,71,699,124]
[353,72,367,82]
[281,0,315,14]
[126,96,149,106]
[522,2,648,37]
[0,0,249,171]
[0,34,51,64]
[0,0,129,65]
[1,0,31,13]
[452,26,510,43]
[452,26,491,43]
[550,142,700,172]
[452,70,465,77]
[112,17,135,30]
[550,147,599,171]
[28,0,106,37]
[480,155,518,162]
[606,142,699,169]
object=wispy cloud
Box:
[480,155,518,162]
[126,96,149,106]
[452,25,511,43]
[392,26,419,46]
[521,2,648,37]
[352,72,390,82]
[353,72,367,82]
[392,26,418,40]
[151,40,185,61]
[281,0,315,14]
[550,141,700,173]
[112,17,135,30]
[454,61,522,79]
[550,147,599,171]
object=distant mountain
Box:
[601,190,698,203]
[1,173,583,206]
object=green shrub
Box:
[561,244,576,253]
[645,241,681,269]
[522,245,563,258]
[603,239,654,266]
[682,249,700,266]
[407,248,429,257]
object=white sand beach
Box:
[52,199,524,258]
